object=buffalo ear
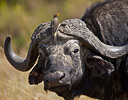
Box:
[87,56,115,77]
[28,63,44,85]
[28,57,45,85]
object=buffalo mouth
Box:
[44,78,72,93]
[44,85,71,92]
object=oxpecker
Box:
[51,13,60,36]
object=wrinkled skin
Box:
[43,40,83,89]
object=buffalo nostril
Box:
[57,71,65,81]
[44,71,65,85]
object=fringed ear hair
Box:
[87,56,115,77]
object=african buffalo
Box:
[4,0,128,100]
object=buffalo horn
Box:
[4,36,38,71]
[60,19,128,59]
[4,22,51,71]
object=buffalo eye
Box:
[73,49,79,53]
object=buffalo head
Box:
[4,19,128,99]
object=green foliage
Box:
[0,0,100,53]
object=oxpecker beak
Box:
[57,13,60,17]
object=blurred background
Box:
[0,0,100,100]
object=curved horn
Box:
[4,22,51,71]
[59,19,128,59]
[4,36,38,71]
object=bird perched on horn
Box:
[51,13,60,36]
